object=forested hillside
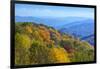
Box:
[15,22,94,65]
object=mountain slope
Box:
[15,22,94,65]
[59,19,94,46]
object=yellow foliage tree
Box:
[15,33,31,65]
[15,33,31,48]
[49,47,70,63]
[25,25,33,34]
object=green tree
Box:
[29,39,51,64]
[15,33,31,65]
[70,41,94,62]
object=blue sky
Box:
[15,4,94,19]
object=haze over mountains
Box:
[15,16,94,46]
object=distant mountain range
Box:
[81,34,94,46]
[15,16,92,29]
[59,19,94,38]
[15,16,94,46]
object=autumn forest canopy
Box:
[15,22,94,65]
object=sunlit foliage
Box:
[49,47,70,63]
[15,22,94,65]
